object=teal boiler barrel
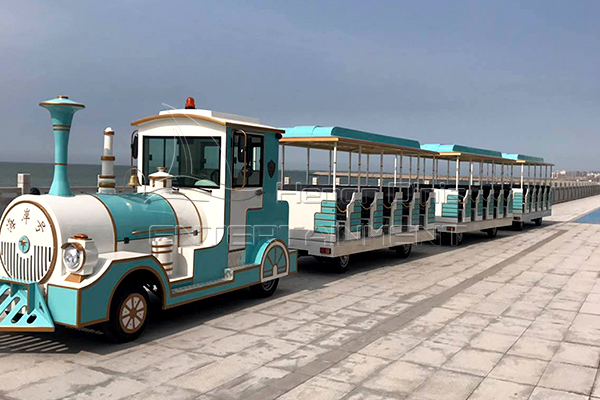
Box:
[39,95,85,197]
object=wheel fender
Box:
[254,239,290,282]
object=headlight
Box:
[62,243,85,272]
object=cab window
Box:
[143,136,221,188]
[232,132,263,187]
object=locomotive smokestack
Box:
[39,95,85,197]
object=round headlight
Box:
[63,244,84,272]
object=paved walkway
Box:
[2,196,600,400]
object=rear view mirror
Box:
[131,131,139,160]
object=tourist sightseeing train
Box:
[0,96,552,341]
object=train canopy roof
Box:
[421,144,505,162]
[281,126,436,156]
[502,153,551,166]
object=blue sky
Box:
[1,0,599,170]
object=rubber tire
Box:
[439,232,451,246]
[534,218,542,227]
[513,221,524,231]
[103,284,150,343]
[452,232,464,246]
[393,244,412,259]
[331,255,350,274]
[250,278,279,298]
[487,227,498,238]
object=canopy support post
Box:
[333,143,338,191]
[306,148,310,185]
[280,144,285,188]
[379,151,383,190]
[358,145,362,190]
[455,156,459,191]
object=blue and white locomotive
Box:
[0,96,296,341]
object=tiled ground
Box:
[2,196,600,399]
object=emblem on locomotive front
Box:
[18,236,30,254]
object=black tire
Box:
[452,232,464,246]
[393,244,412,258]
[513,221,524,231]
[250,278,279,298]
[439,232,451,246]
[534,218,542,227]
[103,284,150,343]
[331,255,350,273]
[487,227,498,238]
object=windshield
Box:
[143,136,221,188]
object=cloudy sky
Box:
[1,0,599,170]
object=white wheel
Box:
[260,241,290,282]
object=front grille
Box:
[0,241,54,282]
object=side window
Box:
[232,132,264,187]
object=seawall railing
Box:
[1,173,599,214]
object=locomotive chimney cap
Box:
[39,95,85,109]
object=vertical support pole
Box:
[432,156,437,187]
[333,143,338,191]
[455,156,459,191]
[416,155,421,190]
[399,152,403,187]
[328,149,332,185]
[469,160,473,189]
[520,164,524,188]
[409,156,412,186]
[306,148,310,185]
[447,159,450,185]
[394,154,398,187]
[366,154,370,187]
[358,145,362,190]
[379,151,383,190]
[479,161,483,188]
[280,144,285,187]
[348,151,351,185]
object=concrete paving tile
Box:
[529,387,589,400]
[470,331,519,353]
[281,322,338,344]
[246,318,306,337]
[61,377,147,400]
[429,324,483,347]
[484,317,531,336]
[451,313,495,328]
[468,378,533,400]
[443,348,503,377]
[206,312,276,331]
[258,300,310,317]
[157,325,235,350]
[343,389,399,400]
[95,344,185,374]
[129,385,200,400]
[546,299,583,312]
[131,351,218,384]
[317,295,365,311]
[536,309,578,324]
[523,320,570,341]
[380,302,412,316]
[208,366,289,398]
[277,376,354,400]
[408,370,481,400]
[508,336,560,361]
[319,309,371,328]
[394,321,445,339]
[6,366,111,400]
[268,345,330,371]
[471,301,512,316]
[503,302,543,320]
[538,361,596,395]
[401,340,462,368]
[170,354,260,393]
[358,333,422,360]
[314,328,364,348]
[553,342,600,367]
[363,361,434,395]
[488,355,548,385]
[581,302,600,315]
[565,326,600,346]
[414,307,463,325]
[0,359,76,392]
[198,333,264,357]
[350,314,388,331]
[235,338,301,363]
[347,298,396,313]
[321,353,389,384]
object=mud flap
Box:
[0,278,54,332]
